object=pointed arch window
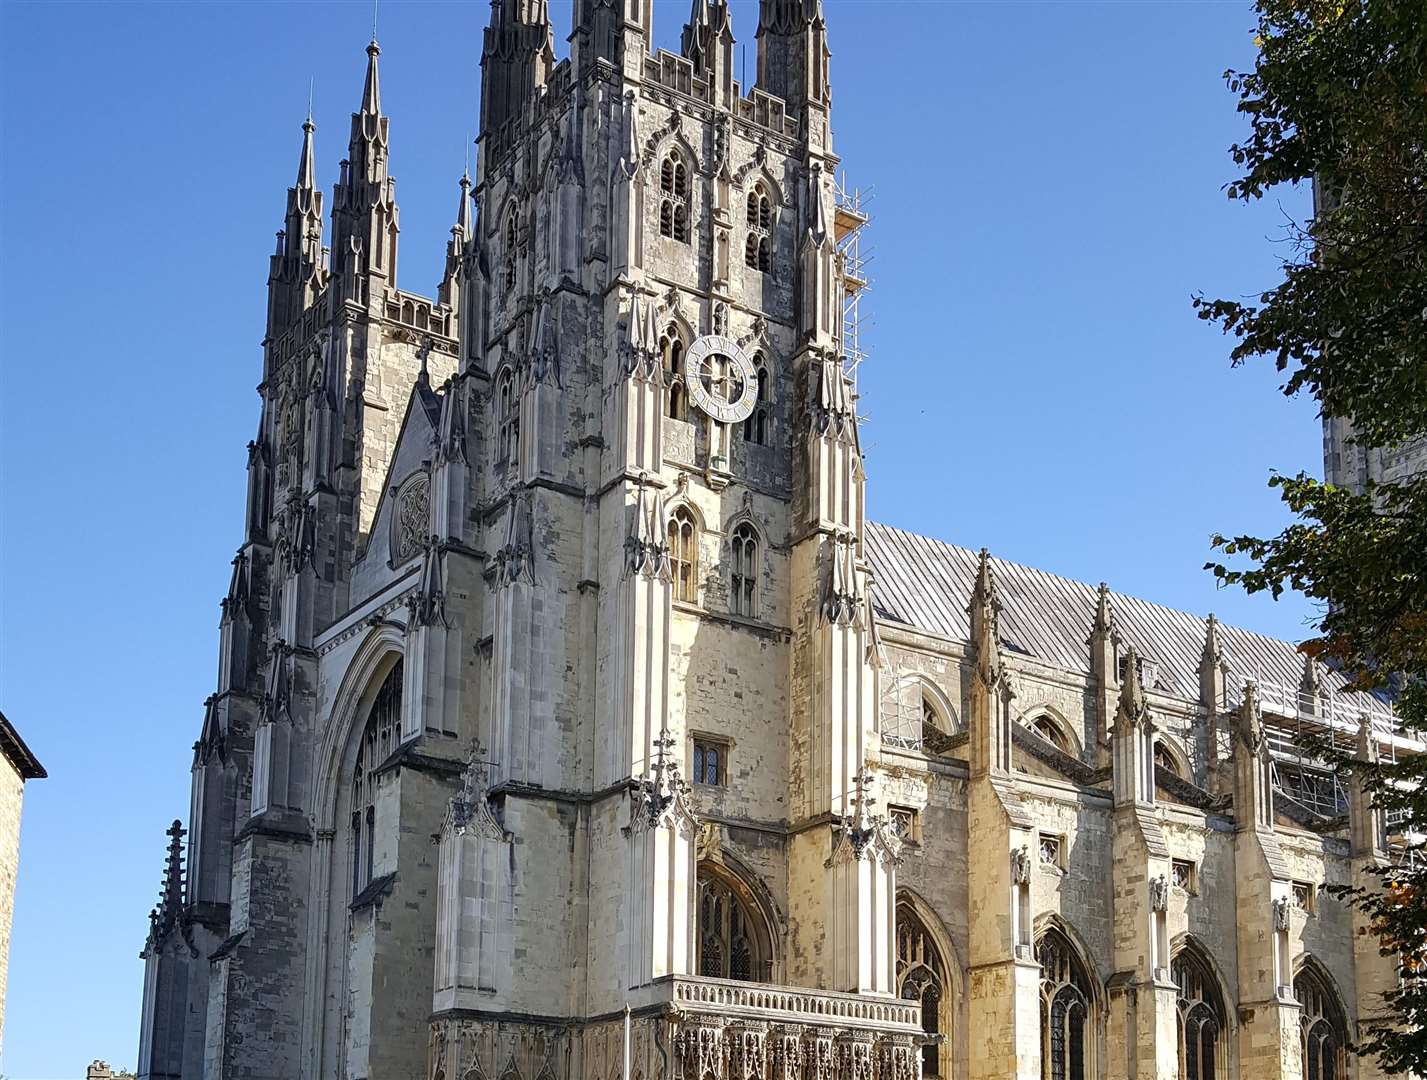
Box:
[659,152,690,244]
[351,659,403,896]
[661,326,687,421]
[1173,947,1226,1080]
[669,507,698,604]
[1038,928,1093,1080]
[1155,740,1183,780]
[729,522,759,618]
[1296,963,1348,1080]
[697,864,772,982]
[497,368,519,467]
[897,901,949,1078]
[503,210,521,295]
[744,183,772,271]
[1033,714,1070,754]
[736,354,771,446]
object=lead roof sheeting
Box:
[864,520,1393,718]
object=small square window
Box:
[888,806,919,846]
[1292,880,1317,914]
[1172,858,1197,894]
[692,738,727,787]
[1038,832,1063,869]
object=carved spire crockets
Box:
[681,0,734,107]
[1234,681,1276,831]
[820,532,861,626]
[756,0,830,124]
[439,171,474,310]
[445,745,507,839]
[622,293,661,380]
[969,549,1015,779]
[1112,645,1157,807]
[267,117,327,336]
[1087,582,1119,766]
[625,475,670,580]
[496,489,536,586]
[480,0,555,141]
[408,539,449,628]
[1349,713,1385,858]
[142,820,189,957]
[331,38,399,301]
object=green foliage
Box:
[1198,0,1427,1070]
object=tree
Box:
[1195,0,1427,1071]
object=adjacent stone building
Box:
[0,710,46,1058]
[136,4,1411,1079]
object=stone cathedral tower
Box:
[139,5,1405,1080]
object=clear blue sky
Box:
[0,1,1317,1076]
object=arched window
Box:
[1296,963,1348,1080]
[351,659,403,896]
[1039,928,1093,1080]
[1173,946,1226,1080]
[1033,714,1070,754]
[659,152,690,243]
[503,211,520,294]
[668,507,698,604]
[736,355,771,445]
[897,900,949,1078]
[497,368,519,466]
[729,522,759,618]
[697,865,772,982]
[661,327,686,421]
[744,184,772,271]
[1155,740,1183,780]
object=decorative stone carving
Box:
[1010,844,1032,886]
[1149,874,1169,913]
[1273,896,1292,932]
[392,475,431,563]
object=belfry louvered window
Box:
[351,659,403,896]
[659,152,689,244]
[744,183,772,271]
[1038,929,1091,1080]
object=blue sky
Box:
[0,1,1316,1075]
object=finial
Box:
[361,34,382,117]
[1118,644,1147,722]
[1090,581,1117,641]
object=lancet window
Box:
[729,522,759,618]
[696,865,771,982]
[659,152,690,243]
[744,183,772,271]
[1038,928,1093,1080]
[1296,963,1348,1080]
[503,210,520,294]
[1173,946,1226,1080]
[897,901,949,1078]
[497,368,519,467]
[669,507,698,604]
[661,327,687,421]
[351,659,403,896]
[737,354,771,445]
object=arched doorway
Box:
[896,899,950,1077]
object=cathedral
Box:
[136,3,1411,1079]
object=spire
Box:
[1117,646,1149,729]
[1091,582,1117,641]
[1201,613,1224,668]
[1234,681,1275,831]
[969,548,1002,683]
[1087,581,1119,768]
[1298,654,1323,716]
[756,0,831,125]
[297,115,317,192]
[361,38,382,117]
[480,0,555,141]
[682,0,733,81]
[455,169,473,239]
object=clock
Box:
[684,335,758,424]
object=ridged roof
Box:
[865,521,1393,718]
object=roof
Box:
[0,710,46,780]
[865,521,1393,718]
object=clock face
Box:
[684,335,758,424]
